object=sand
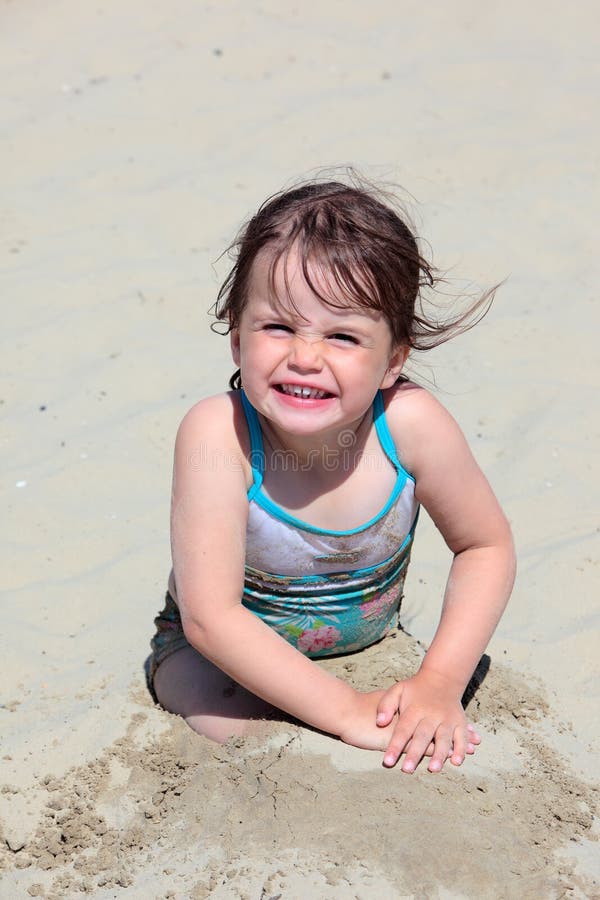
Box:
[1,2,599,897]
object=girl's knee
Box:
[152,647,275,743]
[184,712,254,743]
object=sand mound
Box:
[2,631,597,899]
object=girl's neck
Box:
[258,410,373,475]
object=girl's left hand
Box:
[375,670,480,773]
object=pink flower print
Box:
[297,624,342,654]
[360,586,398,620]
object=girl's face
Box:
[230,250,408,442]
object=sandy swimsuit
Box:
[148,390,419,688]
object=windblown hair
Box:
[212,174,496,389]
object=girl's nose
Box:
[288,333,323,370]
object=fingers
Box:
[463,723,479,757]
[426,724,457,772]
[430,722,474,771]
[402,722,446,773]
[422,724,480,760]
[449,723,469,767]
[406,724,480,757]
[385,722,481,773]
[408,739,450,758]
[382,718,417,768]
[375,684,403,728]
[467,723,481,748]
[384,719,436,772]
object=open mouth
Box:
[274,383,333,400]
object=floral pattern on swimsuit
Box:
[241,537,413,658]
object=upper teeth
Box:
[280,384,327,399]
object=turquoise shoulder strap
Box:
[240,390,264,500]
[373,390,402,469]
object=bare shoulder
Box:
[177,391,243,442]
[174,391,252,489]
[383,378,455,424]
[381,381,510,552]
[381,380,467,478]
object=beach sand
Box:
[1,2,598,897]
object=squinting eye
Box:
[264,323,293,333]
[329,333,359,344]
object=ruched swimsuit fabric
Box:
[241,390,419,658]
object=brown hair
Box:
[213,174,496,389]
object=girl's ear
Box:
[230,327,241,366]
[380,345,409,389]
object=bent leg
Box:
[152,646,277,743]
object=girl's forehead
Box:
[255,294,380,326]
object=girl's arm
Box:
[171,395,396,749]
[376,385,516,772]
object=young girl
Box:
[149,177,515,774]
